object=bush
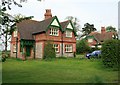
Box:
[57,56,67,59]
[1,51,10,62]
[101,40,119,68]
[76,39,91,54]
[43,41,56,60]
[90,47,100,53]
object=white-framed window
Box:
[13,30,18,37]
[88,39,93,43]
[50,27,59,36]
[66,30,72,37]
[53,44,59,52]
[65,44,72,52]
[13,44,16,52]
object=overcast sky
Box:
[6,0,119,32]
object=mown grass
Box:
[2,57,118,83]
[0,62,2,84]
[0,51,2,84]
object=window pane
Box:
[66,30,72,37]
[53,44,59,52]
[65,44,72,52]
[50,28,58,36]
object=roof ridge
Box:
[18,19,40,23]
[60,20,70,23]
[39,16,55,22]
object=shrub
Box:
[57,56,67,59]
[43,41,56,60]
[76,39,91,54]
[101,40,119,68]
[90,47,100,53]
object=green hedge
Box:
[101,40,119,68]
[43,41,56,60]
[76,39,91,54]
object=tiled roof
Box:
[17,20,40,40]
[17,16,76,40]
[60,20,70,30]
[32,17,54,34]
[17,17,55,40]
[89,31,117,44]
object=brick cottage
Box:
[10,9,77,59]
[85,27,118,48]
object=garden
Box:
[2,55,118,83]
[1,40,119,83]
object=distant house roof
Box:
[88,31,118,44]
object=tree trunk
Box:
[5,32,7,51]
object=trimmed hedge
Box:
[76,39,91,54]
[43,41,56,60]
[101,40,119,68]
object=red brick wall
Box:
[62,32,76,43]
[10,32,34,59]
[35,29,62,42]
[10,28,76,58]
[34,29,76,57]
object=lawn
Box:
[2,56,118,83]
[0,62,2,84]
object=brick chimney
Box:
[44,9,52,19]
[101,27,106,34]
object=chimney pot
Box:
[44,9,52,19]
[101,27,106,34]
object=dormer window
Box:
[50,27,59,36]
[66,30,72,37]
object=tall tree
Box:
[82,23,96,36]
[106,26,117,32]
[0,1,33,51]
[65,16,80,32]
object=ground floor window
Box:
[53,44,59,52]
[13,44,16,52]
[65,44,72,52]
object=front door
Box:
[26,46,31,57]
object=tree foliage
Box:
[106,26,117,32]
[101,40,119,68]
[76,39,91,54]
[0,0,33,51]
[82,23,96,36]
[43,41,56,60]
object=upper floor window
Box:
[50,27,59,36]
[66,30,72,37]
[53,44,59,52]
[65,44,72,52]
[88,39,93,43]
